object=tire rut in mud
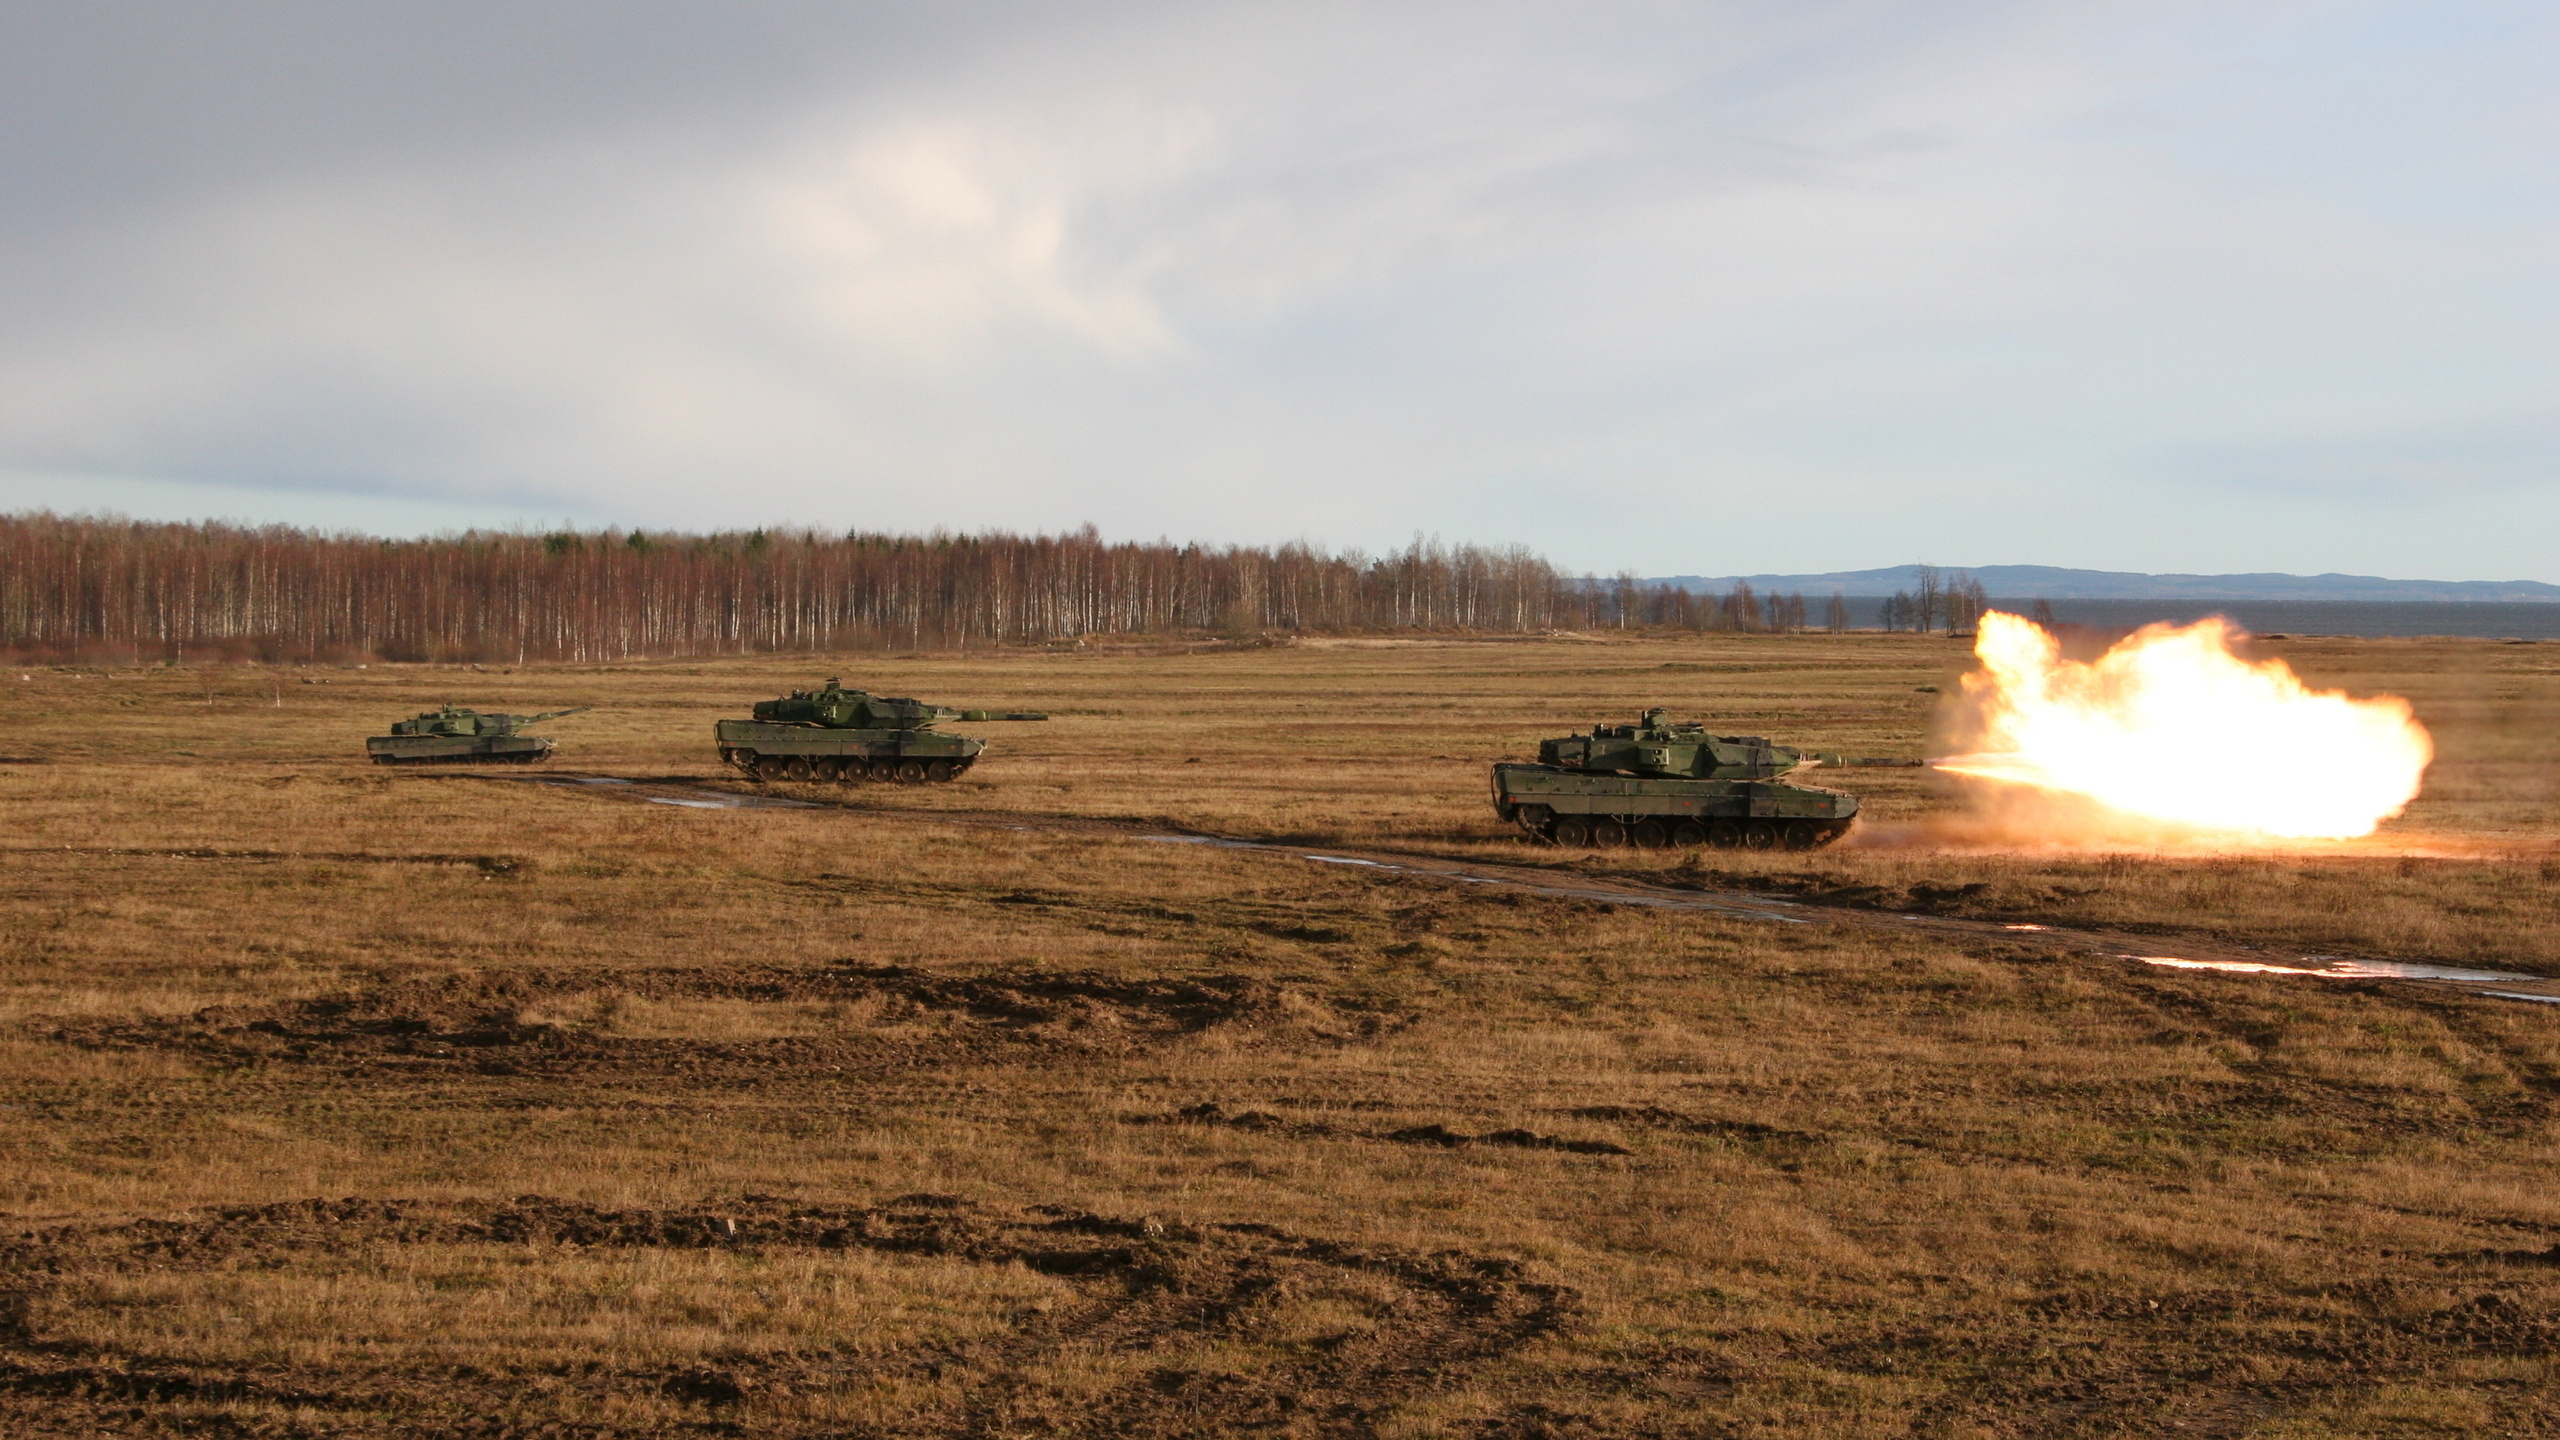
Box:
[0,1193,1578,1438]
[1136,1101,1632,1155]
[0,844,532,874]
[46,964,1404,1084]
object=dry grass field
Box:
[1,630,2557,1438]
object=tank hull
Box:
[366,735,556,766]
[1490,762,1856,851]
[716,720,985,784]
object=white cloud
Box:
[0,2,2554,575]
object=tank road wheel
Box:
[861,758,893,782]
[1783,821,1818,851]
[753,756,788,783]
[1591,819,1630,848]
[1631,819,1670,850]
[926,759,957,783]
[807,758,841,782]
[1743,821,1779,851]
[1707,821,1742,849]
[780,756,813,782]
[1552,817,1593,848]
[1671,821,1706,848]
[1515,804,1556,842]
[896,759,927,784]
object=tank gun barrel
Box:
[1802,753,1926,768]
[521,707,592,727]
[955,710,1048,722]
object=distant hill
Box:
[1651,565,2560,603]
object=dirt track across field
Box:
[473,771,2560,1009]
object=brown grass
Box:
[0,631,2556,1437]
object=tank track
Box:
[369,752,548,766]
[1515,810,1851,853]
[728,753,976,786]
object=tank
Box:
[717,678,1047,784]
[366,705,591,766]
[1490,707,1915,850]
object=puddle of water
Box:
[2135,955,2327,977]
[573,777,634,786]
[1303,855,1388,868]
[633,787,818,811]
[2133,953,2559,1004]
[2003,923,2053,932]
[2303,957,2541,984]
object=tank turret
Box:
[368,706,590,765]
[1538,707,1810,780]
[1540,708,1924,782]
[749,678,1047,731]
[718,679,1047,784]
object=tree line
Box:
[1877,565,1994,633]
[1,513,1891,663]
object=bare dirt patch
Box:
[1561,1104,1821,1144]
[0,844,533,875]
[45,965,1403,1084]
[1138,1101,1632,1155]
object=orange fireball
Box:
[1933,612,2432,840]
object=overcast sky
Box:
[2,2,2554,578]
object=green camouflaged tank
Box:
[365,706,590,766]
[1491,707,1915,851]
[716,678,1046,784]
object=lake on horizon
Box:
[1835,598,2560,640]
